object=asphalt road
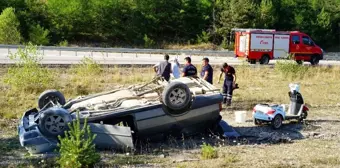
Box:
[1,48,340,66]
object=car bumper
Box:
[18,109,58,154]
[253,111,274,121]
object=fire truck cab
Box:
[233,28,324,65]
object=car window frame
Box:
[291,35,300,44]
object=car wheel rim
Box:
[43,96,60,107]
[45,115,65,134]
[274,116,282,128]
[169,88,187,105]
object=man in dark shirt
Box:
[153,54,172,81]
[218,62,236,106]
[200,57,213,84]
[182,56,197,77]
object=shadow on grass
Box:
[0,136,57,168]
[234,121,305,143]
[127,121,307,156]
[230,99,274,111]
[307,119,340,123]
[0,136,21,154]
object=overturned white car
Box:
[18,76,239,154]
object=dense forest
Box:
[0,0,339,50]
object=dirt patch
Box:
[1,107,340,167]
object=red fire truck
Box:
[232,28,324,65]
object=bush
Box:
[29,24,50,45]
[58,40,69,47]
[0,7,22,44]
[72,56,102,76]
[69,56,102,94]
[196,31,210,44]
[3,43,54,92]
[57,112,100,168]
[274,60,310,79]
[201,143,218,159]
[143,34,155,48]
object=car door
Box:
[289,34,301,55]
[301,35,313,55]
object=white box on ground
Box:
[235,111,247,123]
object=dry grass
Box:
[164,43,221,50]
[1,64,340,119]
[173,139,340,168]
[1,64,340,167]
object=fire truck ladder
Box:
[231,28,276,32]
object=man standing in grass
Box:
[153,54,172,81]
[200,57,213,84]
[182,56,197,77]
[218,62,236,106]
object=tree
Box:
[256,0,277,28]
[0,7,22,44]
[314,7,332,47]
[29,24,50,45]
[57,112,100,168]
[216,0,257,43]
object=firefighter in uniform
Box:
[218,62,236,106]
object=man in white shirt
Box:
[170,57,180,79]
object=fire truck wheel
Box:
[249,59,256,64]
[259,55,270,65]
[310,55,320,65]
[296,60,303,65]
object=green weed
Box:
[274,60,310,80]
[2,43,55,93]
[69,56,102,94]
[201,143,218,160]
[57,111,100,168]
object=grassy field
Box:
[1,61,340,167]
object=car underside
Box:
[18,76,239,154]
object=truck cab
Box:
[289,32,323,65]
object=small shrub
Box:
[224,154,239,164]
[201,143,218,159]
[72,56,102,76]
[274,60,310,79]
[196,31,210,44]
[143,34,155,48]
[3,43,54,92]
[69,56,102,92]
[57,112,100,168]
[220,38,228,49]
[58,40,69,47]
[29,24,50,45]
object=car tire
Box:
[271,114,283,129]
[310,55,320,65]
[38,90,66,109]
[298,111,308,123]
[162,81,192,111]
[296,60,303,65]
[38,107,72,138]
[260,55,270,65]
[253,118,261,125]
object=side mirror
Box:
[309,41,314,46]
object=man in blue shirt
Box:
[182,57,197,77]
[218,62,236,106]
[200,57,213,84]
